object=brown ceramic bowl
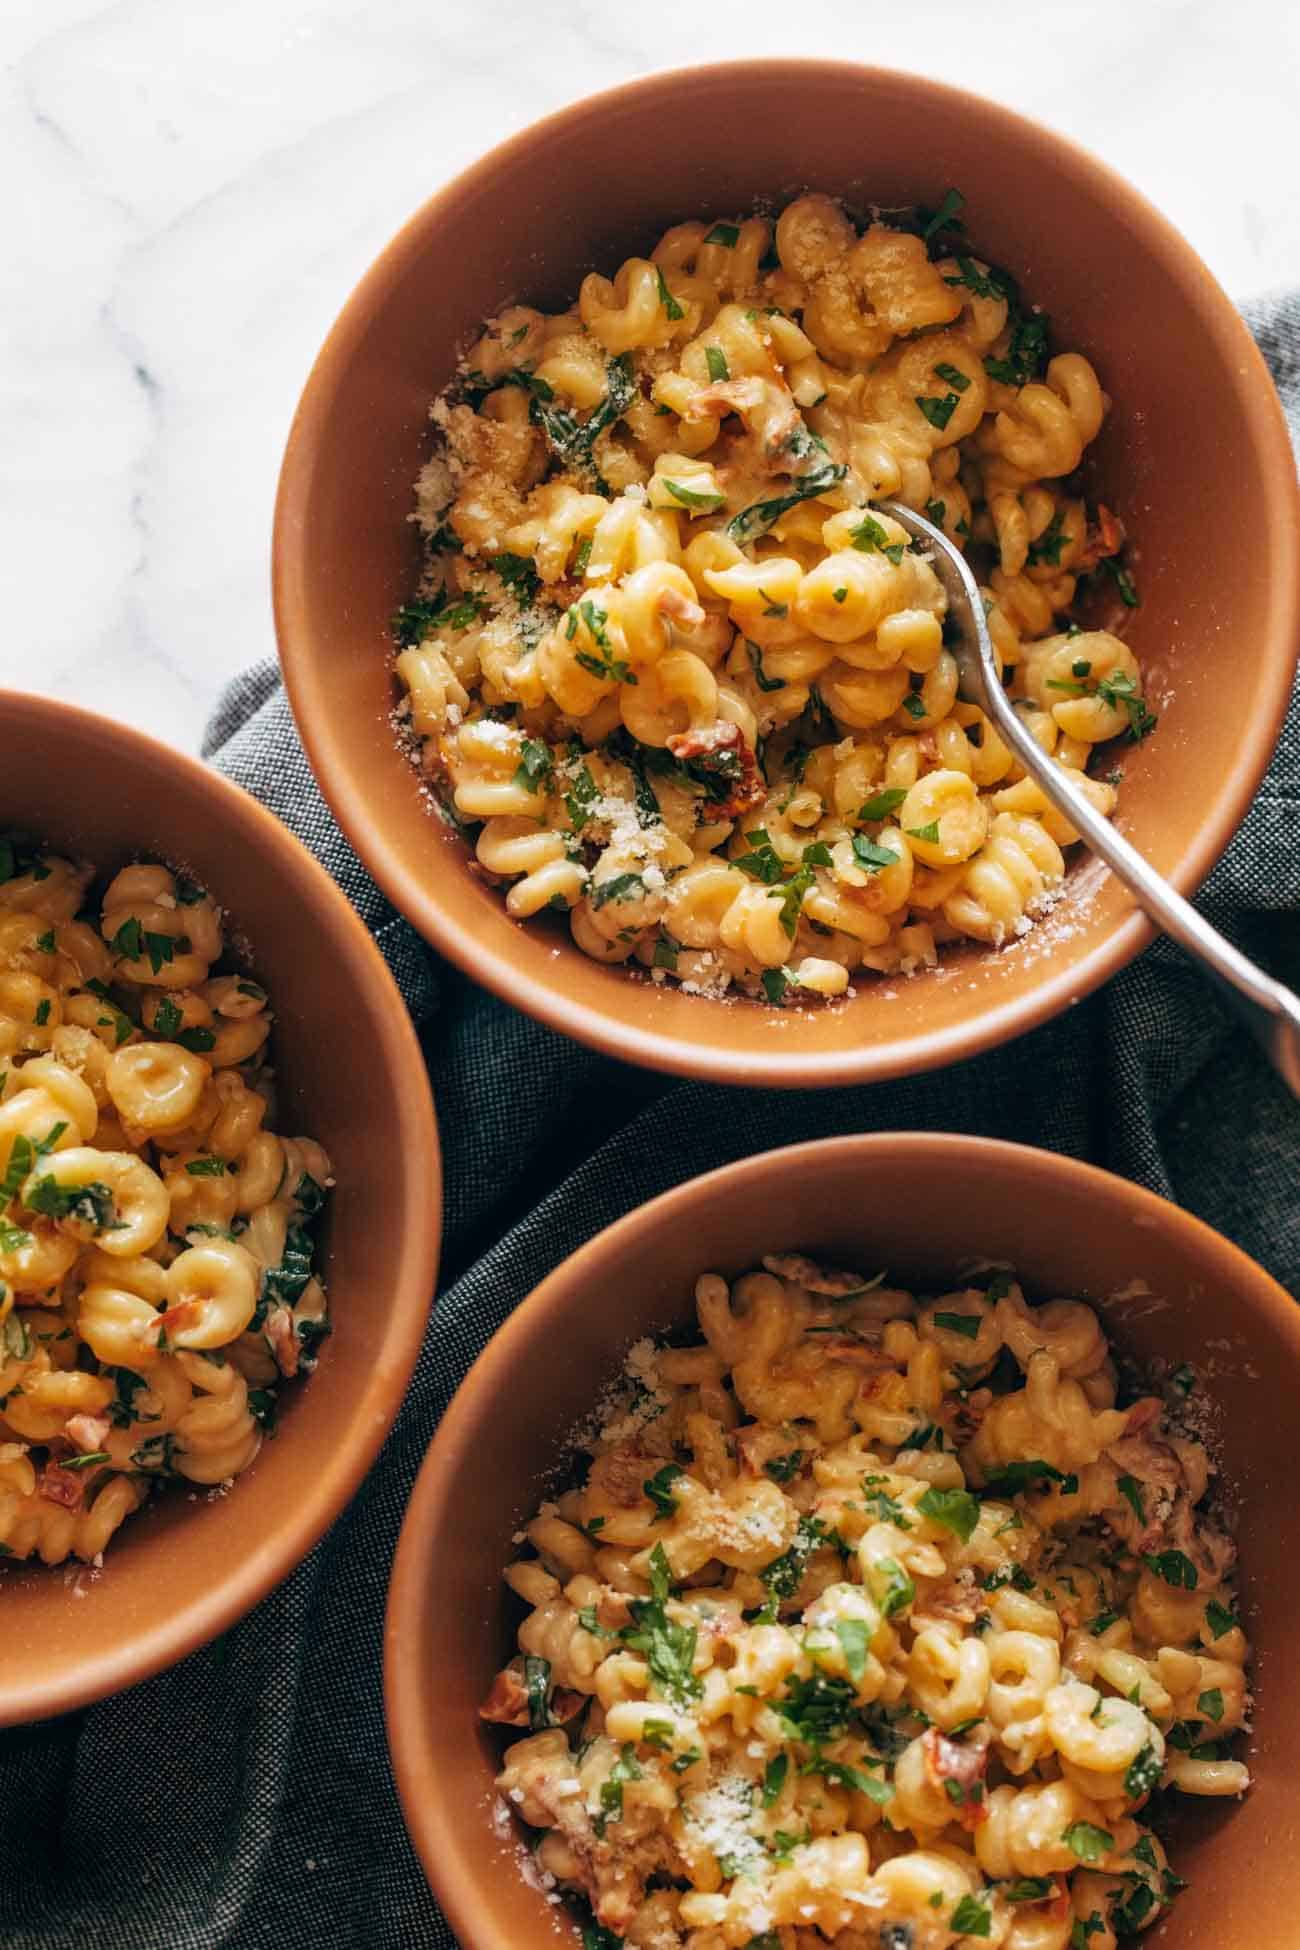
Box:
[386,1132,1299,1950]
[0,689,440,1725]
[275,61,1299,1088]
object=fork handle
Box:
[978,648,1300,1095]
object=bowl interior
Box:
[0,691,440,1724]
[387,1134,1300,1950]
[276,60,1297,1086]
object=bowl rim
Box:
[382,1129,1300,1942]
[0,686,441,1722]
[274,57,1300,1088]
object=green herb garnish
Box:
[916,1487,980,1542]
[643,1462,684,1521]
[1061,1821,1113,1865]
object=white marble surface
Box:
[4,0,1299,755]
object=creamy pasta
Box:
[395,190,1154,1003]
[484,1257,1247,1949]
[0,833,331,1566]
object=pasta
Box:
[484,1257,1248,1947]
[0,833,332,1565]
[394,190,1155,1003]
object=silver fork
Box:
[879,499,1300,1095]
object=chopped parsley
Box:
[23,1175,115,1230]
[775,1671,856,1744]
[1126,1744,1163,1798]
[932,1310,981,1338]
[655,266,684,321]
[1143,1549,1198,1590]
[152,996,184,1039]
[107,1367,150,1428]
[980,1458,1078,1498]
[0,1126,67,1204]
[804,1755,893,1805]
[513,737,553,794]
[1026,511,1068,566]
[763,1449,804,1484]
[564,758,599,834]
[851,834,898,872]
[761,1753,788,1806]
[1002,1878,1056,1902]
[390,590,488,647]
[915,391,961,432]
[1205,1599,1239,1639]
[834,1617,870,1684]
[620,1542,701,1705]
[746,640,786,693]
[523,1655,555,1732]
[872,1555,915,1619]
[1117,1474,1146,1523]
[185,1156,228,1178]
[1109,1881,1158,1935]
[704,345,729,383]
[932,361,971,393]
[1197,1687,1224,1722]
[943,256,1013,301]
[950,1894,991,1937]
[490,550,541,603]
[1061,1821,1113,1865]
[920,187,965,244]
[906,821,941,844]
[1098,669,1156,739]
[916,1487,980,1542]
[643,1462,684,1521]
[33,929,55,953]
[760,1515,833,1609]
[862,1481,912,1528]
[704,222,740,248]
[727,454,848,546]
[984,310,1051,387]
[662,477,726,511]
[901,693,927,720]
[109,919,185,975]
[83,979,134,1046]
[597,1742,642,1829]
[858,787,907,821]
[848,513,905,565]
[590,873,646,910]
[1102,556,1141,607]
[530,354,636,486]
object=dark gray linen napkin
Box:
[1,296,1296,1950]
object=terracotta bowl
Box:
[275,60,1298,1087]
[386,1132,1299,1950]
[0,689,440,1725]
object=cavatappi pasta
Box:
[395,191,1155,1004]
[0,833,332,1566]
[484,1257,1247,1949]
